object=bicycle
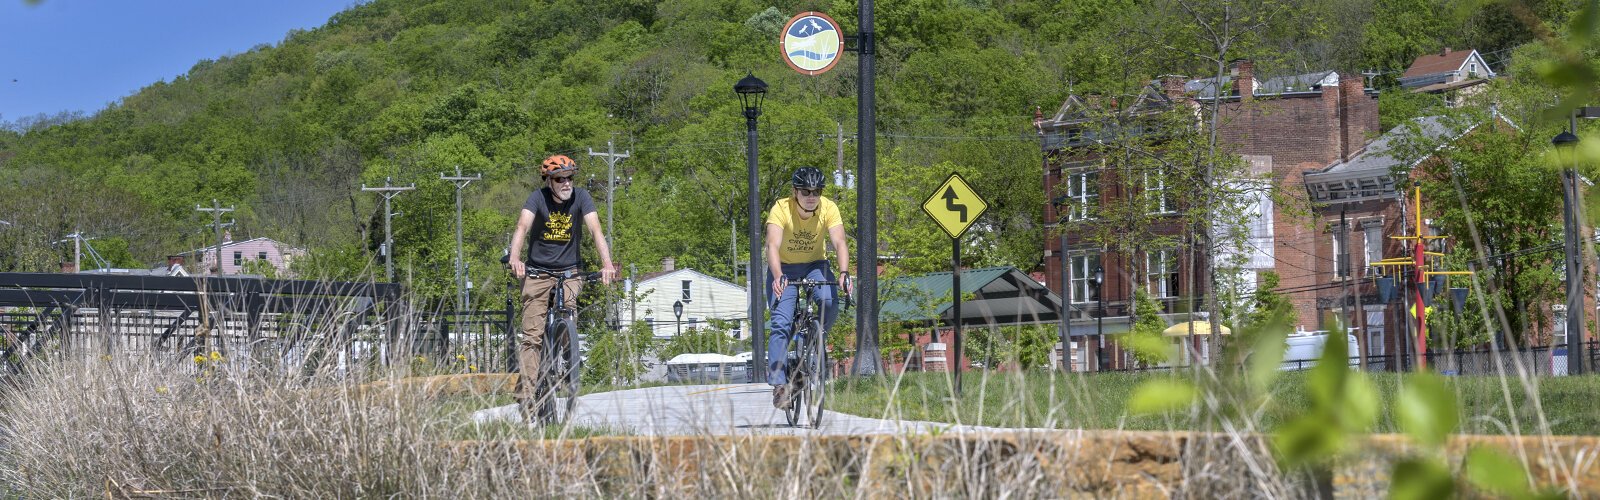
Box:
[777,276,851,428]
[512,264,601,426]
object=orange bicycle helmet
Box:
[540,154,578,176]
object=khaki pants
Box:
[514,274,584,404]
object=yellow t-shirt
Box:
[766,196,843,264]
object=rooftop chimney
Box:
[662,256,675,272]
[1441,47,1451,56]
[1159,75,1189,99]
[1232,60,1255,100]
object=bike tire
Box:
[804,316,826,428]
[783,321,803,427]
[560,318,582,421]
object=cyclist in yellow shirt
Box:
[764,167,851,408]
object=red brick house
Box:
[1034,61,1380,369]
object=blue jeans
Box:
[765,261,837,386]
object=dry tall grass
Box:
[0,351,1231,498]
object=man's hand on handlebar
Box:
[599,265,617,285]
[509,260,527,280]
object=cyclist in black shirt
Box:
[508,154,616,421]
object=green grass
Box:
[829,371,1600,435]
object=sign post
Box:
[921,173,987,396]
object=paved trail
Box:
[472,383,1005,436]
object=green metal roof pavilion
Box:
[878,266,1066,328]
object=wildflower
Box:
[469,364,477,372]
[155,386,168,394]
[414,355,428,364]
[210,351,223,362]
[193,355,206,364]
[100,354,113,362]
[455,354,467,362]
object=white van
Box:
[1282,328,1360,371]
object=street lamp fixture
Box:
[673,299,685,337]
[735,73,768,119]
[1093,265,1107,371]
[735,72,769,376]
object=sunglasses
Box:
[549,176,575,184]
[795,188,823,197]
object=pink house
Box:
[185,236,306,277]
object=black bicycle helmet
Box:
[791,167,826,190]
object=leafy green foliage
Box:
[656,324,739,362]
[582,320,655,386]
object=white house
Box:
[621,264,750,340]
[1399,48,1497,107]
[183,234,307,277]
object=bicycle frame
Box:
[520,267,600,425]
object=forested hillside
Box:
[0,0,1578,304]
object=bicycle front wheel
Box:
[554,318,582,422]
[803,317,826,428]
[783,323,803,427]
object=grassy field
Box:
[828,370,1600,435]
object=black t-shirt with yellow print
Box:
[521,187,596,270]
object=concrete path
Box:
[472,383,1008,436]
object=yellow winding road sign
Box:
[921,173,987,239]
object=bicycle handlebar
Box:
[785,275,855,309]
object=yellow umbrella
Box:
[1162,320,1231,337]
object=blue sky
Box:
[0,1,355,123]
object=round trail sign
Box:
[780,12,843,76]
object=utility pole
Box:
[588,139,630,251]
[362,177,415,282]
[442,167,482,311]
[195,200,235,276]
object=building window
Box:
[1333,230,1350,278]
[1364,225,1383,275]
[1069,253,1101,304]
[1146,250,1179,298]
[1064,169,1099,221]
[645,318,654,329]
[258,251,268,260]
[1144,168,1172,214]
[688,317,699,329]
[232,251,242,266]
[681,280,692,302]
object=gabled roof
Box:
[1042,86,1175,125]
[182,237,301,256]
[635,268,744,291]
[1402,49,1484,80]
[879,266,1062,327]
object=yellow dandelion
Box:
[468,364,477,372]
[155,386,168,394]
[210,351,223,362]
[455,354,467,362]
[414,355,428,364]
[100,354,113,362]
[193,355,206,364]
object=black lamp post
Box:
[1094,265,1107,371]
[673,299,684,337]
[735,73,768,374]
[1555,126,1586,375]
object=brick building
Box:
[1034,61,1380,369]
